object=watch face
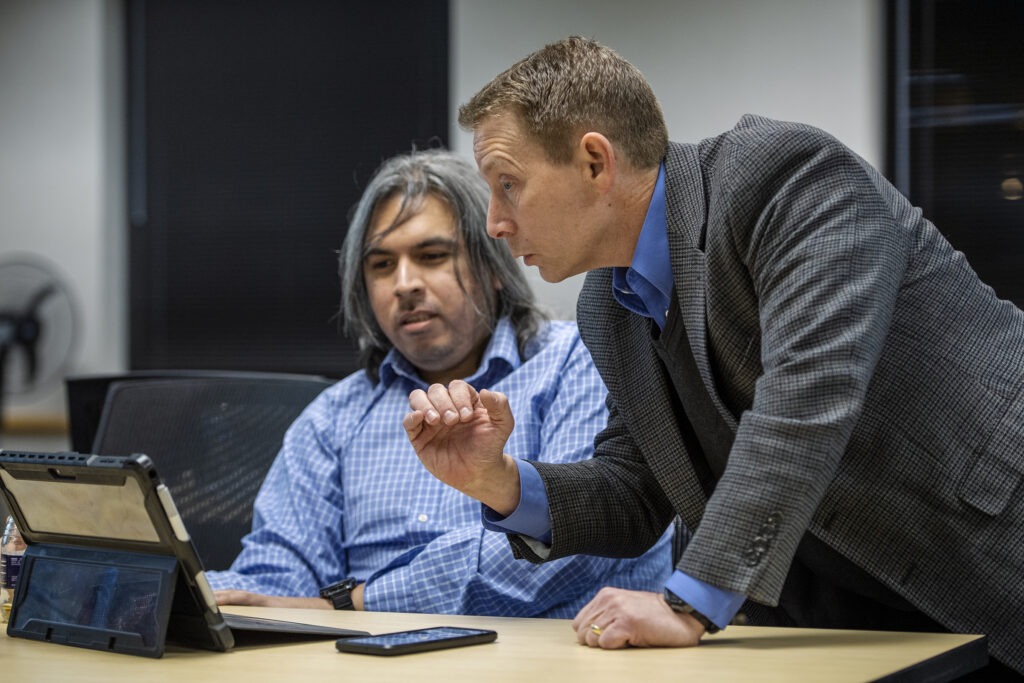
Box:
[664,590,688,611]
[320,578,357,599]
[664,590,719,633]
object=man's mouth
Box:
[399,311,437,330]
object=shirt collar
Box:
[378,317,520,390]
[612,164,673,322]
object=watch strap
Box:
[664,589,721,634]
[319,578,358,610]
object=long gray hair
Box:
[339,148,547,380]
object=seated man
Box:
[207,149,672,617]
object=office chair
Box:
[67,371,333,571]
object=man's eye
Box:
[420,251,450,262]
[367,259,393,270]
[501,181,514,192]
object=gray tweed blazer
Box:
[514,115,1024,670]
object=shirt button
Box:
[417,513,428,523]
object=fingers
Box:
[407,381,492,426]
[572,587,609,646]
[574,615,628,649]
[575,615,602,645]
[407,387,440,426]
[446,380,479,418]
[571,587,635,650]
[572,586,613,632]
[427,382,473,425]
[478,389,513,429]
[402,407,425,440]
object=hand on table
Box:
[572,588,706,649]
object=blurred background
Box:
[0,0,1021,455]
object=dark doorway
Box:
[127,0,449,377]
[887,0,1024,307]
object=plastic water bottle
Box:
[1,515,26,622]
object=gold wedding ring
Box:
[589,623,603,636]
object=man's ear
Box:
[578,131,616,192]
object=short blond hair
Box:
[458,36,668,168]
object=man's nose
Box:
[487,198,514,239]
[393,257,424,295]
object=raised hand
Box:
[404,380,521,515]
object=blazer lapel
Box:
[606,305,708,532]
[665,143,739,433]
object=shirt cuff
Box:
[481,458,552,544]
[665,570,746,630]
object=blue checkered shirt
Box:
[206,318,672,617]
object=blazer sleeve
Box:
[508,296,683,562]
[509,395,679,562]
[679,128,913,603]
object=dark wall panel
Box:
[888,0,1024,307]
[128,0,449,377]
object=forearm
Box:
[517,453,675,562]
[470,452,522,516]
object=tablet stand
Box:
[8,543,181,658]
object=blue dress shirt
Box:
[206,319,672,617]
[485,167,746,630]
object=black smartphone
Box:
[335,626,497,656]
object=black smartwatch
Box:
[664,589,720,634]
[319,578,358,610]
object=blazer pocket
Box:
[957,384,1024,516]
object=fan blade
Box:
[20,338,39,385]
[0,314,16,346]
[0,344,8,383]
[14,285,56,374]
[25,283,57,316]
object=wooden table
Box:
[0,606,986,682]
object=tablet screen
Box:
[0,470,158,543]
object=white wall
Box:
[0,0,124,429]
[452,0,884,318]
[0,0,882,424]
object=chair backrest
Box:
[66,370,333,455]
[71,371,333,571]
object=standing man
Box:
[404,37,1024,674]
[208,148,671,617]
